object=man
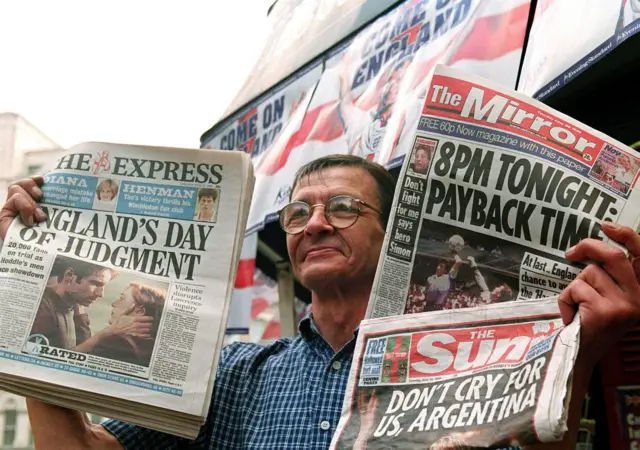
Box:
[1,154,639,449]
[339,56,413,160]
[32,256,117,350]
[425,259,463,311]
[193,188,218,222]
[88,282,165,367]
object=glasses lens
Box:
[327,196,359,228]
[281,202,310,234]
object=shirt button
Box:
[320,420,331,431]
[332,361,342,371]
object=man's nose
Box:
[304,207,334,236]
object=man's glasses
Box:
[278,195,381,235]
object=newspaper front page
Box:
[331,298,580,449]
[366,65,640,319]
[0,142,252,422]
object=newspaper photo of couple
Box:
[28,254,168,368]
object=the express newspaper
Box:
[0,142,254,438]
[331,298,580,449]
[366,65,640,319]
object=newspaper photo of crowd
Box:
[404,219,525,314]
[28,255,168,368]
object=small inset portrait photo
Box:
[407,138,436,177]
[93,178,120,211]
[193,188,220,222]
[589,144,640,196]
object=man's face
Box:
[436,263,447,277]
[286,167,385,293]
[67,269,112,306]
[199,196,215,213]
[109,285,137,324]
[414,149,430,172]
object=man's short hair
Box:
[291,155,396,227]
[198,188,218,201]
[129,282,166,337]
[50,256,118,283]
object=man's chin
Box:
[299,268,349,291]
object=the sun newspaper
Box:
[366,65,640,320]
[0,142,254,438]
[331,298,580,449]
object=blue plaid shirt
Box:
[103,315,356,449]
[104,316,522,449]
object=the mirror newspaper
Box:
[366,65,640,319]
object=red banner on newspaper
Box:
[423,74,606,167]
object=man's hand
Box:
[0,177,46,240]
[106,315,154,339]
[561,222,640,369]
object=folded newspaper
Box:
[0,142,254,438]
[331,298,580,449]
[367,64,640,319]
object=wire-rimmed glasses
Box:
[278,195,381,235]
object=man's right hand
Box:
[0,177,47,240]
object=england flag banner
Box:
[240,0,531,234]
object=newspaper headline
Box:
[333,299,580,448]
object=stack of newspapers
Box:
[0,142,254,438]
[331,65,640,449]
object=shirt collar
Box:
[298,311,360,341]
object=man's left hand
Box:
[561,222,640,369]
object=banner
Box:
[220,0,400,118]
[247,0,530,233]
[201,63,323,160]
[518,0,640,99]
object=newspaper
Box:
[331,298,580,449]
[366,65,640,319]
[0,142,254,438]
